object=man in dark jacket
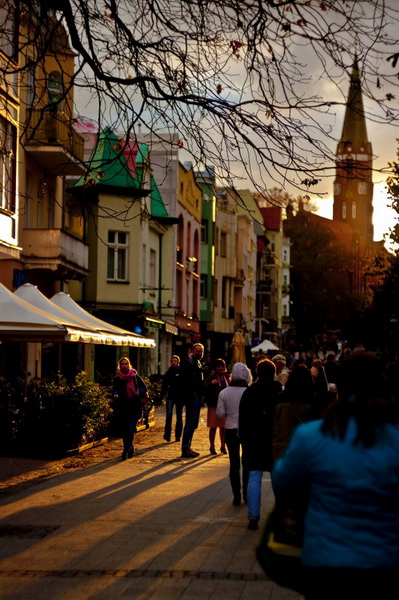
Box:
[239,358,282,529]
[161,355,184,443]
[180,343,205,458]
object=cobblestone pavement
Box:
[0,407,303,600]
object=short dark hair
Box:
[256,358,276,380]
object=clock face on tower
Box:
[345,190,353,199]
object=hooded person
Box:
[216,362,253,506]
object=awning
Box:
[0,283,156,348]
[145,316,164,329]
[51,291,156,348]
[164,322,178,335]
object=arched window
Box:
[48,71,64,109]
[342,202,347,219]
[352,202,356,219]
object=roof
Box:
[305,212,354,250]
[260,206,282,231]
[340,56,370,150]
[235,190,263,221]
[74,127,140,191]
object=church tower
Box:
[333,56,374,252]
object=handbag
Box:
[256,497,306,593]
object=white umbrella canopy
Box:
[0,283,155,347]
[0,283,88,342]
[250,339,279,353]
[51,291,156,348]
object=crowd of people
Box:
[111,346,399,599]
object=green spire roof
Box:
[340,56,369,149]
[75,127,140,190]
[134,165,169,218]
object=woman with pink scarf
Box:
[112,357,147,460]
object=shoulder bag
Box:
[256,495,306,594]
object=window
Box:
[352,201,356,219]
[48,71,64,110]
[27,65,36,108]
[24,170,33,227]
[358,182,367,195]
[0,1,17,59]
[200,274,208,299]
[220,231,227,257]
[201,219,208,244]
[0,116,16,214]
[342,202,347,219]
[149,248,156,293]
[107,231,128,281]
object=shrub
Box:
[0,373,112,458]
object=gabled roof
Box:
[75,127,141,191]
[235,189,264,225]
[260,206,282,231]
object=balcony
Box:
[21,229,89,276]
[24,110,85,175]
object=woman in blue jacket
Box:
[272,351,399,600]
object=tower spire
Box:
[339,55,370,151]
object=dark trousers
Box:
[181,394,201,451]
[164,397,183,441]
[224,428,248,501]
[122,408,142,452]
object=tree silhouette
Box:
[4,0,399,194]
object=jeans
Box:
[181,394,202,451]
[164,397,183,441]
[247,470,263,520]
[224,428,248,502]
[122,408,142,452]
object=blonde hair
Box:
[117,356,132,370]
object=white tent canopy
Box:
[51,291,156,348]
[0,283,155,347]
[0,283,92,343]
[250,339,279,353]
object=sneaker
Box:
[190,450,200,457]
[248,519,259,531]
[163,435,171,442]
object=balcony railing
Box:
[22,228,89,274]
[25,109,85,174]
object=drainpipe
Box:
[158,233,163,374]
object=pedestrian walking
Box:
[272,351,399,600]
[272,363,314,462]
[112,357,147,460]
[239,358,282,530]
[160,355,184,443]
[203,358,230,455]
[272,354,290,387]
[180,343,205,458]
[216,362,252,507]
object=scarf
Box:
[118,368,138,399]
